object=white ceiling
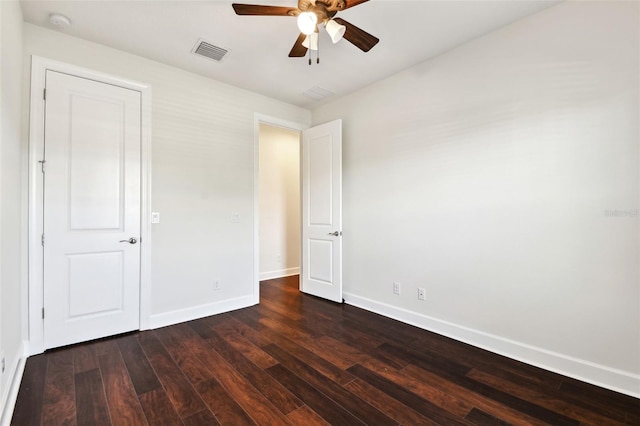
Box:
[20,0,560,108]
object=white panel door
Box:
[43,70,141,349]
[301,119,342,303]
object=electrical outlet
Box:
[393,282,400,295]
[214,280,221,291]
[231,214,240,223]
[418,288,425,300]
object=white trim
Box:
[27,56,152,354]
[259,267,301,281]
[343,292,640,399]
[148,296,256,329]
[0,342,26,426]
[139,76,153,330]
[253,114,308,306]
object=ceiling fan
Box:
[232,0,379,60]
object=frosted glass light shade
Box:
[325,19,346,43]
[297,12,318,35]
[302,32,318,50]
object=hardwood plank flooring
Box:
[41,351,75,425]
[74,369,111,425]
[10,275,639,425]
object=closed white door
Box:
[43,70,142,349]
[301,119,343,303]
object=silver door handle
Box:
[327,231,341,236]
[120,237,137,244]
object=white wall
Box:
[0,0,25,419]
[259,124,301,280]
[22,24,311,328]
[313,1,639,396]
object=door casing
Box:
[27,56,152,355]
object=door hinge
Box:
[41,233,45,246]
[42,308,45,319]
[43,88,46,101]
[38,160,46,174]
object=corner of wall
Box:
[0,0,25,422]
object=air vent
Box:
[192,39,229,62]
[302,86,334,101]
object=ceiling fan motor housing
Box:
[298,0,338,24]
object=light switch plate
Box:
[151,212,160,223]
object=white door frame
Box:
[27,56,152,355]
[253,113,308,303]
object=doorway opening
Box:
[253,115,343,304]
[258,123,302,282]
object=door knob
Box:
[119,237,137,244]
[327,231,341,236]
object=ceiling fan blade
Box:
[232,3,298,16]
[343,0,369,10]
[289,33,308,57]
[333,18,379,52]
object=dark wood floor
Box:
[11,276,639,425]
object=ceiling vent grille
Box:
[302,86,334,101]
[192,39,229,62]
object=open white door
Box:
[301,119,342,303]
[43,70,142,349]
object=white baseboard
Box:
[0,342,27,426]
[148,295,256,329]
[259,267,300,281]
[343,292,640,399]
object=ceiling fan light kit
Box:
[302,32,319,50]
[325,19,346,43]
[297,11,318,35]
[232,0,379,63]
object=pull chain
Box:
[307,31,319,65]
